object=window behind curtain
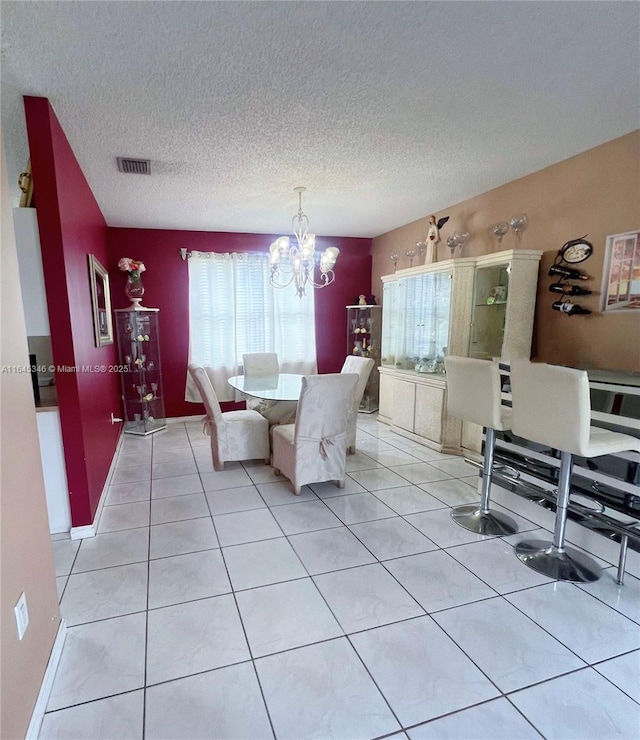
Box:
[186,252,317,401]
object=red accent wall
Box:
[106,229,373,417]
[24,97,121,527]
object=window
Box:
[186,252,317,401]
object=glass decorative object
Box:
[125,275,145,308]
[453,230,470,256]
[509,214,529,245]
[405,248,417,267]
[491,221,509,249]
[390,253,399,273]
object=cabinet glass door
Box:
[381,280,401,367]
[382,270,452,372]
[400,270,451,372]
[469,263,510,360]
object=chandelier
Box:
[268,187,340,298]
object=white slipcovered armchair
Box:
[242,352,298,426]
[341,356,375,454]
[188,364,270,471]
[272,373,358,495]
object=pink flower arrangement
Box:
[118,257,146,279]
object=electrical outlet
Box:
[14,592,29,640]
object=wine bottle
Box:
[552,300,592,315]
[549,282,592,296]
[548,264,589,280]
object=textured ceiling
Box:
[1,1,638,239]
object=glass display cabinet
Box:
[469,261,510,360]
[115,308,167,435]
[470,250,542,362]
[346,304,382,412]
[379,249,541,453]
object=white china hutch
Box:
[378,249,542,454]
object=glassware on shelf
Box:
[390,253,399,273]
[406,248,417,267]
[509,214,528,245]
[491,222,509,249]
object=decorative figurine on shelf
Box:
[421,215,450,264]
[358,294,367,306]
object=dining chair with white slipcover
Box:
[242,352,298,426]
[188,363,270,471]
[341,355,375,454]
[272,373,358,495]
[243,352,279,376]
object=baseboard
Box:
[70,430,124,540]
[166,414,203,424]
[26,619,67,739]
[70,524,96,540]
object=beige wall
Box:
[373,131,640,372]
[1,132,61,739]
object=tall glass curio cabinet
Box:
[346,304,382,412]
[115,308,167,435]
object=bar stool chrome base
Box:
[515,539,601,583]
[452,505,518,536]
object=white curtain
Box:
[186,252,317,402]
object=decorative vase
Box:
[125,275,145,309]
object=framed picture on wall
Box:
[600,230,640,312]
[88,254,114,346]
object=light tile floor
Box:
[44,416,640,739]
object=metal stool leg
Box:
[515,451,601,582]
[451,427,518,536]
[616,534,629,585]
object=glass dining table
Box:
[227,373,303,402]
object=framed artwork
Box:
[88,254,114,346]
[600,230,640,312]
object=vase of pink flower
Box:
[118,257,146,309]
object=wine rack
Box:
[115,308,167,435]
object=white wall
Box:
[13,207,50,336]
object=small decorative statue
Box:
[358,294,367,306]
[424,215,450,264]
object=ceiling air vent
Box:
[117,157,151,175]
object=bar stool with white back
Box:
[444,356,518,535]
[510,360,640,582]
